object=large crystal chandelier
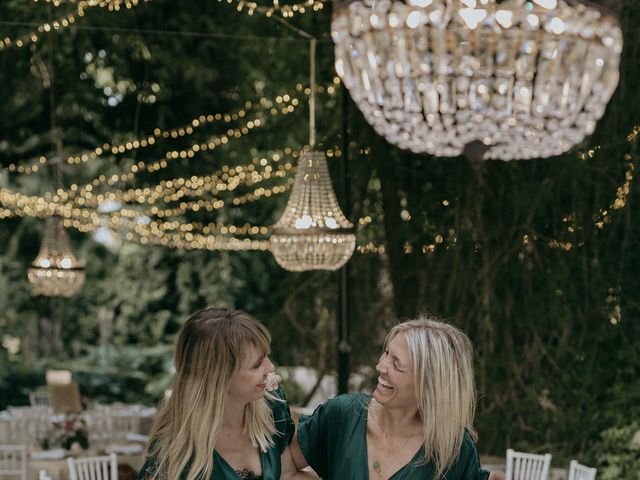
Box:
[332,0,623,160]
[270,39,356,271]
[28,217,85,297]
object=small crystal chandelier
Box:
[27,41,85,298]
[270,39,356,271]
[332,0,622,160]
[28,217,85,297]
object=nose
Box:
[264,356,275,374]
[375,355,387,375]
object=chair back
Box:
[28,390,50,407]
[67,453,118,480]
[0,421,14,445]
[0,445,27,479]
[109,413,140,441]
[6,407,49,446]
[568,460,597,480]
[505,448,552,480]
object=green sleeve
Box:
[268,386,295,454]
[296,400,331,478]
[296,394,363,479]
[459,431,491,480]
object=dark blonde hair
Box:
[385,315,476,479]
[146,308,276,480]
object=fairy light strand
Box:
[0,82,327,178]
[0,0,151,52]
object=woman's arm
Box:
[280,445,318,480]
[290,432,309,470]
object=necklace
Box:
[370,425,418,477]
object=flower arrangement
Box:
[39,414,89,450]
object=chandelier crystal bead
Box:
[28,217,85,297]
[270,149,356,271]
[332,0,623,160]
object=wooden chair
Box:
[567,460,597,480]
[67,453,118,480]
[505,448,552,480]
[0,445,27,479]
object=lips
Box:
[377,376,394,390]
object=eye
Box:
[393,360,407,372]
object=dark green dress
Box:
[138,387,294,480]
[297,393,490,480]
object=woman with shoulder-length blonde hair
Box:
[291,315,492,480]
[139,308,312,480]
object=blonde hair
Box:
[145,308,277,480]
[385,315,476,479]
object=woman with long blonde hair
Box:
[291,315,491,480]
[139,308,311,480]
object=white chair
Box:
[109,412,141,441]
[0,420,15,445]
[568,460,597,480]
[29,390,50,407]
[67,453,118,480]
[505,448,552,480]
[6,407,49,446]
[0,445,27,479]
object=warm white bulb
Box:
[495,10,513,29]
[407,0,432,7]
[458,8,486,29]
[295,215,313,229]
[548,17,565,34]
[325,217,338,229]
[406,10,422,29]
[533,0,558,9]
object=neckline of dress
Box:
[214,448,265,480]
[361,394,424,480]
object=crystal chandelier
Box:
[270,39,356,271]
[332,0,622,160]
[28,217,85,297]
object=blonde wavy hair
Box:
[385,315,476,479]
[145,308,277,480]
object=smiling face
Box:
[373,333,417,409]
[227,344,275,404]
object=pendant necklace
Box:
[371,428,416,477]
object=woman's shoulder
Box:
[311,392,370,417]
[459,429,482,458]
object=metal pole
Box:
[337,80,351,394]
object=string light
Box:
[69,148,298,207]
[220,0,325,18]
[1,83,313,178]
[0,0,150,52]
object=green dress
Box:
[138,387,294,480]
[297,393,490,480]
